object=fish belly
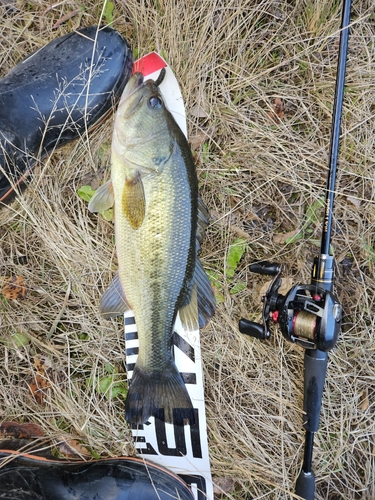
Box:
[115,154,196,424]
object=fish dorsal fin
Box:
[179,193,215,331]
[197,195,209,246]
[88,180,114,213]
[122,172,146,229]
[194,257,216,328]
[179,257,216,332]
[100,272,130,319]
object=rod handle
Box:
[303,349,328,432]
[295,470,315,500]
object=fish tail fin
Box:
[125,362,194,425]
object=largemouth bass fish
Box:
[88,71,215,425]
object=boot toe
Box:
[0,26,133,205]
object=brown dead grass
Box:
[1,0,375,498]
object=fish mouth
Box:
[120,67,166,106]
[118,72,146,118]
[118,69,166,118]
[119,72,145,106]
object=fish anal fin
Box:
[100,272,130,319]
[88,180,114,213]
[122,173,145,229]
[179,285,199,332]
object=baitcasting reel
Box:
[239,261,342,352]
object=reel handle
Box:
[238,318,268,340]
[249,261,281,276]
[239,261,282,340]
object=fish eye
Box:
[148,95,163,109]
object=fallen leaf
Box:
[26,356,66,405]
[42,2,61,15]
[259,277,294,301]
[347,196,361,208]
[77,185,95,203]
[2,275,27,300]
[189,131,207,151]
[226,238,247,280]
[34,355,53,374]
[27,373,50,405]
[213,476,235,495]
[54,438,92,459]
[0,331,30,349]
[273,229,301,244]
[79,166,108,191]
[259,279,273,299]
[52,9,81,29]
[11,331,30,348]
[267,97,284,123]
[103,1,115,26]
[0,421,44,439]
[190,95,209,119]
[230,225,251,239]
[360,388,369,411]
[229,195,245,213]
[190,104,208,118]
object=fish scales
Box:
[116,141,197,371]
[88,71,215,425]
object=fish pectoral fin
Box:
[100,272,130,319]
[179,284,199,332]
[122,172,145,230]
[88,180,114,213]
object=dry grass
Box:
[1,0,375,498]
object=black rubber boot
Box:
[0,445,194,500]
[0,25,133,205]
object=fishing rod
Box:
[239,0,351,498]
